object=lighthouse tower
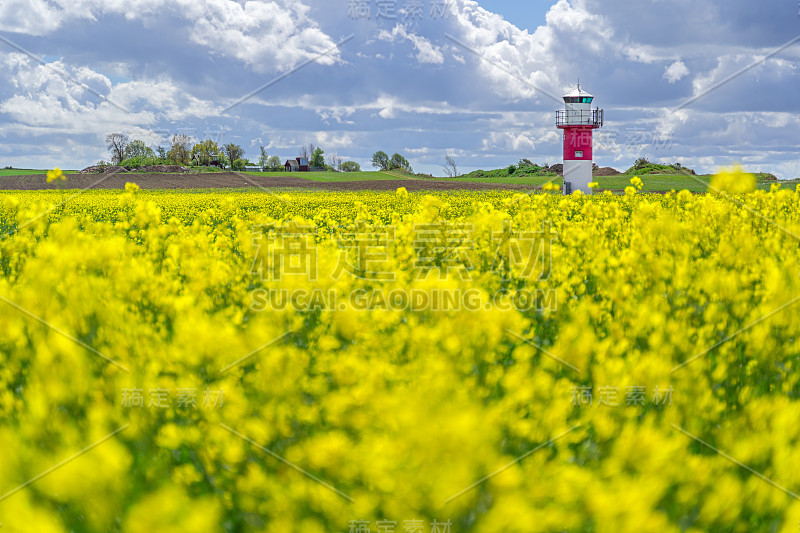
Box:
[556,84,603,195]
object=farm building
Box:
[285,157,310,172]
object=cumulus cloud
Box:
[377,25,445,64]
[0,0,798,176]
[0,0,340,73]
[664,60,690,83]
[445,0,617,103]
[482,132,537,152]
[0,53,218,137]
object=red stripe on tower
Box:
[563,127,593,161]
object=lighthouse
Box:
[556,84,604,195]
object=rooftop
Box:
[562,83,594,99]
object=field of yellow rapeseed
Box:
[0,174,799,532]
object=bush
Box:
[232,159,245,172]
[120,156,158,169]
[626,158,696,176]
[507,165,517,175]
[341,161,361,172]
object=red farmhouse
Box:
[284,157,310,172]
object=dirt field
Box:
[0,172,540,192]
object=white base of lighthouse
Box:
[563,160,593,195]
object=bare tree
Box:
[299,143,316,159]
[327,153,343,171]
[443,155,458,178]
[106,133,129,165]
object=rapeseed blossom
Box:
[710,165,756,194]
[0,171,798,532]
[46,167,65,183]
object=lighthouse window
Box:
[581,97,592,103]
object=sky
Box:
[0,0,798,178]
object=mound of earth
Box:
[80,165,128,174]
[135,165,191,173]
[544,164,563,176]
[594,167,621,176]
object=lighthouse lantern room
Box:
[555,84,604,195]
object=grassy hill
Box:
[624,158,697,176]
[458,162,559,180]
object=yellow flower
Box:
[709,165,756,194]
[588,182,599,188]
[630,176,643,190]
[46,167,65,183]
[395,186,409,198]
[125,182,141,192]
[1,186,799,531]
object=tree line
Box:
[103,134,367,173]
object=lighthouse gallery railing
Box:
[556,109,604,127]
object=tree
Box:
[167,134,192,166]
[191,139,221,166]
[327,153,343,171]
[443,155,458,178]
[106,133,129,165]
[224,143,245,168]
[218,152,230,169]
[310,147,325,168]
[156,146,167,160]
[371,151,390,171]
[341,161,361,172]
[267,155,282,168]
[258,146,269,170]
[232,159,246,172]
[125,140,155,160]
[389,153,412,173]
[299,143,317,160]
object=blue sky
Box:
[0,0,798,178]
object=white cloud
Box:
[0,54,218,137]
[446,0,615,103]
[377,25,445,65]
[664,60,690,83]
[0,0,340,73]
[481,132,537,152]
[313,131,354,149]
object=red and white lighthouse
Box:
[556,84,604,195]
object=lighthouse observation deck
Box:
[556,108,604,128]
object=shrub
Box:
[120,156,159,169]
